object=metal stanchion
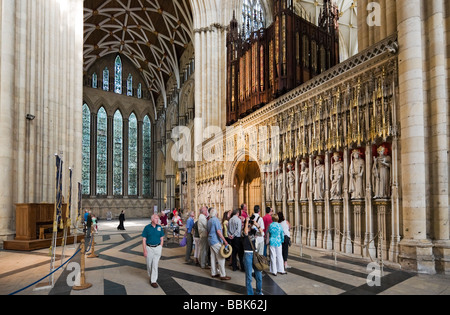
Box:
[73,239,92,291]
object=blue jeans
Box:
[243,252,263,295]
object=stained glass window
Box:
[113,110,123,195]
[143,116,152,196]
[97,107,108,195]
[92,73,98,89]
[137,83,142,99]
[242,0,265,39]
[115,55,122,94]
[127,74,133,96]
[103,68,109,91]
[128,113,138,195]
[82,103,91,195]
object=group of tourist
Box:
[139,204,291,294]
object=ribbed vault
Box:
[84,0,193,111]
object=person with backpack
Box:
[193,215,200,266]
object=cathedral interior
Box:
[0,0,449,295]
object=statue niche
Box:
[330,152,344,200]
[349,149,365,200]
[372,145,391,199]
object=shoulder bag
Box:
[247,235,269,272]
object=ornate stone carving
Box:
[313,156,325,200]
[373,145,391,199]
[265,172,272,201]
[276,166,283,202]
[287,163,295,201]
[299,159,309,201]
[349,149,365,199]
[330,152,344,200]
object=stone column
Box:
[315,201,324,248]
[342,149,352,253]
[424,0,450,275]
[294,158,301,244]
[352,200,365,256]
[308,155,315,247]
[364,145,376,258]
[396,0,435,274]
[324,152,333,249]
[301,201,309,246]
[374,199,391,260]
[331,201,343,252]
[0,0,16,242]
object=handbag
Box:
[247,235,269,272]
[179,236,187,247]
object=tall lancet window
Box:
[97,107,108,195]
[114,55,123,94]
[82,103,91,195]
[113,110,123,195]
[137,83,142,99]
[128,113,138,195]
[127,74,133,96]
[242,0,265,39]
[143,115,152,196]
[92,73,98,89]
[103,68,109,91]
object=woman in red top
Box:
[262,207,273,257]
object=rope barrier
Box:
[8,246,81,295]
[8,233,94,296]
[290,224,385,271]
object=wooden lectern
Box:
[3,203,84,251]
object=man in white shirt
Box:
[228,209,244,271]
[253,205,265,255]
[198,206,209,269]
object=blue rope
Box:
[8,241,86,295]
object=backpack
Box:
[193,220,199,238]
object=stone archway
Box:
[228,154,262,214]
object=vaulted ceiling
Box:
[84,0,193,109]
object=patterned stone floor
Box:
[1,219,449,298]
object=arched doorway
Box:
[232,156,261,214]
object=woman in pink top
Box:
[262,207,273,256]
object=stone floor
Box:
[1,219,449,297]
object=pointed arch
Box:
[113,109,124,195]
[128,112,138,195]
[114,55,123,94]
[97,107,108,195]
[82,103,91,195]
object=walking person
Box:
[142,214,165,288]
[268,213,286,276]
[117,210,126,230]
[207,208,231,281]
[228,208,245,272]
[185,211,195,263]
[243,216,264,295]
[278,212,292,269]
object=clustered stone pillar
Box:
[0,0,84,244]
[396,0,450,274]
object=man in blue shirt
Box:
[185,211,195,263]
[207,208,231,280]
[142,213,165,288]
